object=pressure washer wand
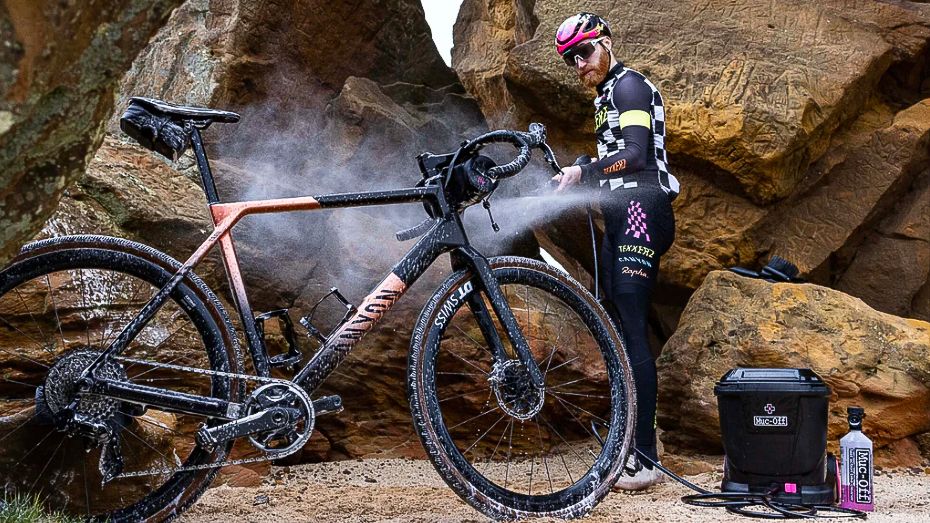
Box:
[569,155,598,301]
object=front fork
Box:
[453,248,545,390]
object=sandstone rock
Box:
[754,98,930,276]
[452,0,537,129]
[834,166,929,319]
[0,0,183,265]
[657,270,930,460]
[458,0,930,203]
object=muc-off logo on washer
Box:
[753,403,789,427]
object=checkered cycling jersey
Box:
[579,63,680,200]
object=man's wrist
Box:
[579,162,595,184]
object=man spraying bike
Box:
[551,12,679,491]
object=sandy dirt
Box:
[182,458,930,522]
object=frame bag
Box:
[119,102,191,161]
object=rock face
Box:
[453,0,930,321]
[0,0,184,266]
[657,270,930,464]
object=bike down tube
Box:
[292,215,457,392]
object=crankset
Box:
[196,381,314,457]
[71,355,343,479]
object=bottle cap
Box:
[847,406,865,428]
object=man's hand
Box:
[552,165,583,192]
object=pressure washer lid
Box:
[714,368,830,395]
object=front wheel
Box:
[408,256,635,520]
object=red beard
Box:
[578,48,610,90]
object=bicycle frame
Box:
[81,128,544,419]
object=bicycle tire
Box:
[0,235,243,522]
[408,256,635,520]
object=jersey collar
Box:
[596,62,625,95]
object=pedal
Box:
[312,395,343,416]
[299,287,357,344]
[255,309,304,372]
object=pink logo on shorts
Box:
[624,201,651,242]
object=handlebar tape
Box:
[468,123,547,179]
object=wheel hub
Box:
[44,349,126,424]
[490,360,545,420]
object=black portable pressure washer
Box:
[596,368,866,519]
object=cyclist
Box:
[551,12,679,491]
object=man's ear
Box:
[602,36,612,49]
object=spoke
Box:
[45,275,68,349]
[78,270,92,347]
[451,323,494,357]
[120,422,172,466]
[439,386,490,404]
[548,376,588,390]
[524,284,530,336]
[528,440,535,495]
[463,412,509,456]
[0,319,52,366]
[550,392,605,440]
[102,277,147,348]
[436,371,486,378]
[540,413,591,469]
[129,355,186,380]
[504,418,514,490]
[28,434,65,493]
[447,405,500,431]
[0,411,36,444]
[547,356,580,375]
[551,391,609,424]
[135,414,187,438]
[535,416,553,493]
[542,310,568,378]
[14,427,54,468]
[550,390,609,399]
[13,288,52,348]
[83,455,91,516]
[2,377,38,388]
[444,347,490,376]
[483,418,512,473]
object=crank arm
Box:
[195,406,291,451]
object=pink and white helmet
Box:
[555,12,612,55]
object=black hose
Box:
[590,421,867,519]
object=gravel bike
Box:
[0,97,635,521]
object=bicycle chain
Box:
[110,356,312,479]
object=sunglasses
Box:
[562,37,607,67]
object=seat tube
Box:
[190,128,220,204]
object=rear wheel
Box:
[408,256,635,519]
[0,236,242,521]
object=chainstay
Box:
[110,355,310,479]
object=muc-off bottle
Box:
[840,406,873,511]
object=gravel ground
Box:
[182,458,930,522]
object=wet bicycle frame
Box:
[77,125,548,421]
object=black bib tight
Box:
[598,185,675,466]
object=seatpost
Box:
[190,127,220,204]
